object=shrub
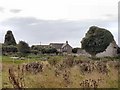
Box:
[41,47,57,54]
[2,45,18,55]
[17,41,30,56]
[31,50,39,55]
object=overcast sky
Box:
[0,0,119,47]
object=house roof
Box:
[61,43,67,48]
[49,43,64,49]
[32,45,51,48]
[50,42,72,49]
[32,41,72,50]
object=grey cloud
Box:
[10,9,22,13]
[1,17,118,47]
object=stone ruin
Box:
[4,30,16,46]
[80,26,119,57]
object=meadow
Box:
[1,55,120,89]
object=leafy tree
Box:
[81,26,114,57]
[31,45,57,54]
[30,45,39,55]
[4,30,16,45]
[46,48,57,54]
[17,41,30,56]
[31,45,39,50]
[41,47,57,54]
[41,48,46,54]
[31,50,39,55]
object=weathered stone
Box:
[81,26,118,57]
[4,30,16,45]
[96,41,118,57]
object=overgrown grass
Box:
[2,55,119,88]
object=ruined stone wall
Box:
[96,41,118,57]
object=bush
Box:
[2,45,18,55]
[17,41,30,56]
[41,47,57,54]
[31,50,39,55]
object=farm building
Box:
[49,41,72,53]
[31,41,73,54]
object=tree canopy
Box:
[17,41,30,56]
[81,26,114,56]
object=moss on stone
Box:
[81,26,114,56]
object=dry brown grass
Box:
[2,55,119,88]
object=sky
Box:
[0,0,119,47]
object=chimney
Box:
[66,41,68,44]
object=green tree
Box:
[81,26,114,57]
[17,41,30,56]
[31,45,39,50]
[41,47,57,54]
[31,50,39,55]
[41,48,46,54]
[46,48,57,54]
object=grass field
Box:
[1,55,120,88]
